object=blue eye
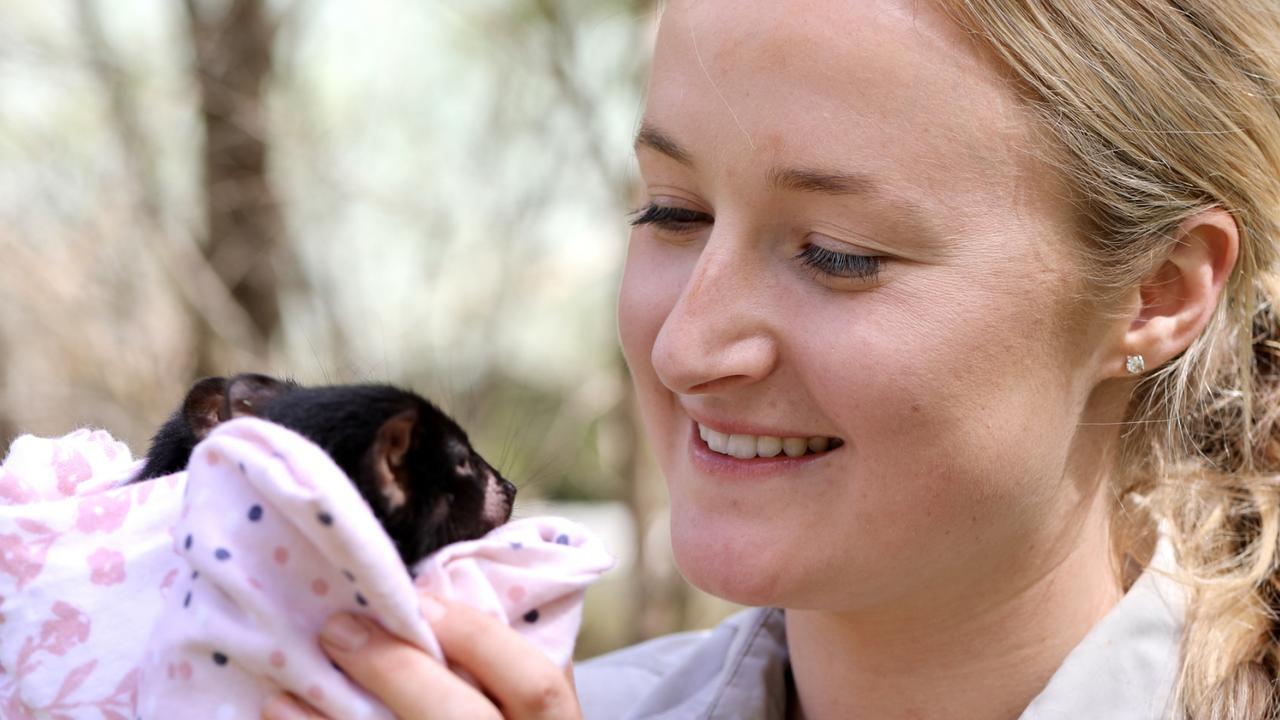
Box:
[629,203,711,233]
[797,244,883,281]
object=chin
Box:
[669,506,794,607]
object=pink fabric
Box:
[1,421,614,720]
[0,429,180,720]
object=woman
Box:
[264,0,1280,718]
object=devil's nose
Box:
[501,478,517,501]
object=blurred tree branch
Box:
[74,0,263,370]
[531,0,637,200]
[186,0,305,373]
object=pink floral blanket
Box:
[1,429,173,720]
[0,421,614,720]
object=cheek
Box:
[617,236,687,408]
[616,255,658,377]
[791,282,1085,581]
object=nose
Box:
[651,237,778,394]
[482,468,516,526]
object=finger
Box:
[262,693,325,720]
[320,612,501,720]
[423,595,580,720]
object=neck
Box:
[785,498,1123,720]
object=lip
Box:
[686,420,839,479]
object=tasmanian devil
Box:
[131,373,517,568]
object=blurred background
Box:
[0,0,738,658]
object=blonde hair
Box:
[936,2,1280,718]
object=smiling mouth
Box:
[696,422,844,460]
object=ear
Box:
[223,374,292,419]
[1116,208,1240,376]
[182,377,228,440]
[370,408,418,510]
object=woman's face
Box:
[618,0,1125,611]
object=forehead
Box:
[647,0,1064,232]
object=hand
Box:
[261,595,582,720]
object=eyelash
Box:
[629,203,884,282]
[629,203,709,232]
[796,245,883,281]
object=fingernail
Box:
[421,594,446,622]
[320,613,369,652]
[263,693,313,720]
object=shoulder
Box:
[574,606,789,720]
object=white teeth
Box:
[697,423,839,460]
[727,434,757,459]
[782,437,809,457]
[705,429,729,453]
[756,436,783,458]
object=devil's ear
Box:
[370,407,418,510]
[224,374,292,419]
[181,377,228,440]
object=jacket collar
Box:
[664,540,1183,719]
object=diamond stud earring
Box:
[1125,354,1146,375]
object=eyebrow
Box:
[768,167,878,196]
[635,125,694,165]
[635,123,886,197]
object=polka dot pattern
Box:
[132,417,609,718]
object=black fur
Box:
[133,375,516,567]
[133,377,242,481]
